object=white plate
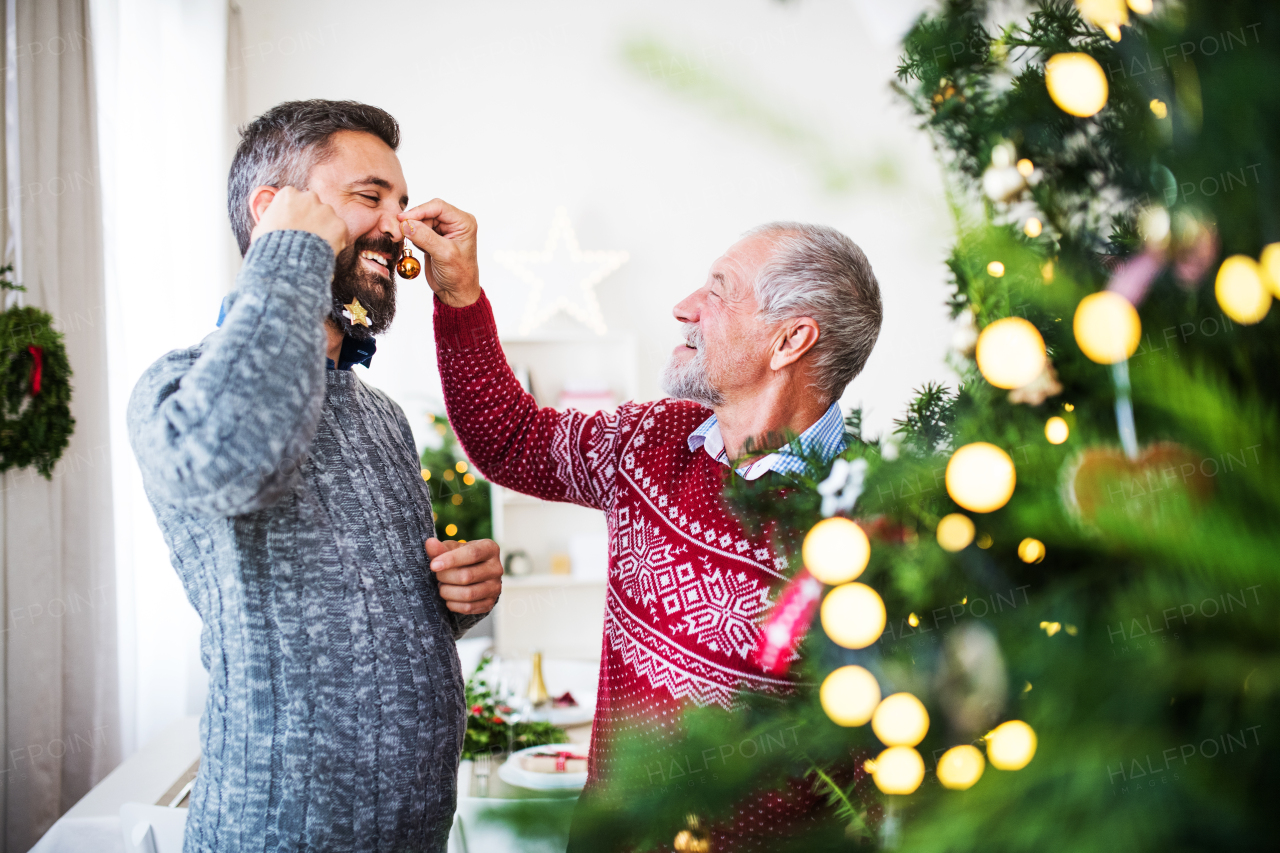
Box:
[497,744,589,791]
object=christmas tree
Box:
[523,2,1279,849]
[420,413,493,543]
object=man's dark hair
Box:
[228,100,400,255]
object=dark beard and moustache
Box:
[330,234,399,338]
[660,324,725,408]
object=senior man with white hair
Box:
[402,203,883,849]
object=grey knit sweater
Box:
[127,230,479,853]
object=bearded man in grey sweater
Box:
[127,101,502,853]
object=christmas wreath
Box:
[0,268,74,477]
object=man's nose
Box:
[380,210,405,244]
[673,292,701,323]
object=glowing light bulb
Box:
[866,746,925,795]
[1075,0,1128,33]
[1045,416,1069,445]
[1041,260,1055,283]
[1149,98,1168,119]
[987,261,1006,278]
[1024,217,1043,238]
[1128,0,1153,12]
[1215,255,1271,325]
[803,518,871,585]
[1260,243,1280,297]
[1073,292,1142,364]
[820,665,881,727]
[986,720,1037,770]
[1016,158,1034,177]
[456,461,469,473]
[1045,53,1109,118]
[421,469,432,481]
[936,513,975,552]
[937,744,986,790]
[946,443,1016,513]
[975,317,1047,389]
[445,523,458,537]
[820,583,886,649]
[1017,538,1046,564]
[872,692,930,747]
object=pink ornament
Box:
[751,570,824,675]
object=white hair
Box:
[747,222,883,404]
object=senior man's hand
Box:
[398,199,481,308]
[426,537,502,616]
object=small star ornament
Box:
[342,298,371,328]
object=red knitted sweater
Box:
[435,294,852,845]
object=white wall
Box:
[234,0,955,440]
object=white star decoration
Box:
[494,207,629,336]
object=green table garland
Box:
[0,267,74,477]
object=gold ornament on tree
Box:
[673,814,711,853]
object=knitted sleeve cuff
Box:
[433,291,499,351]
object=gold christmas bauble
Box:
[975,317,1047,389]
[936,513,975,552]
[946,443,1016,513]
[1073,291,1141,364]
[1215,255,1271,325]
[820,583,886,650]
[866,746,925,795]
[937,744,986,790]
[803,518,871,585]
[820,665,881,727]
[872,692,930,747]
[1045,53,1109,117]
[986,720,1038,770]
[397,254,422,279]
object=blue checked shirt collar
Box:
[687,401,847,480]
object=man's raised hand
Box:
[249,186,350,257]
[426,537,502,616]
[398,199,481,308]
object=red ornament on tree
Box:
[751,570,824,675]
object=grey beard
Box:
[661,344,725,408]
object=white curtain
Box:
[0,1,119,850]
[90,0,231,761]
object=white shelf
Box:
[503,574,607,588]
[487,335,637,659]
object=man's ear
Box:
[770,318,820,371]
[248,185,279,226]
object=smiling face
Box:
[660,233,779,408]
[305,130,410,336]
